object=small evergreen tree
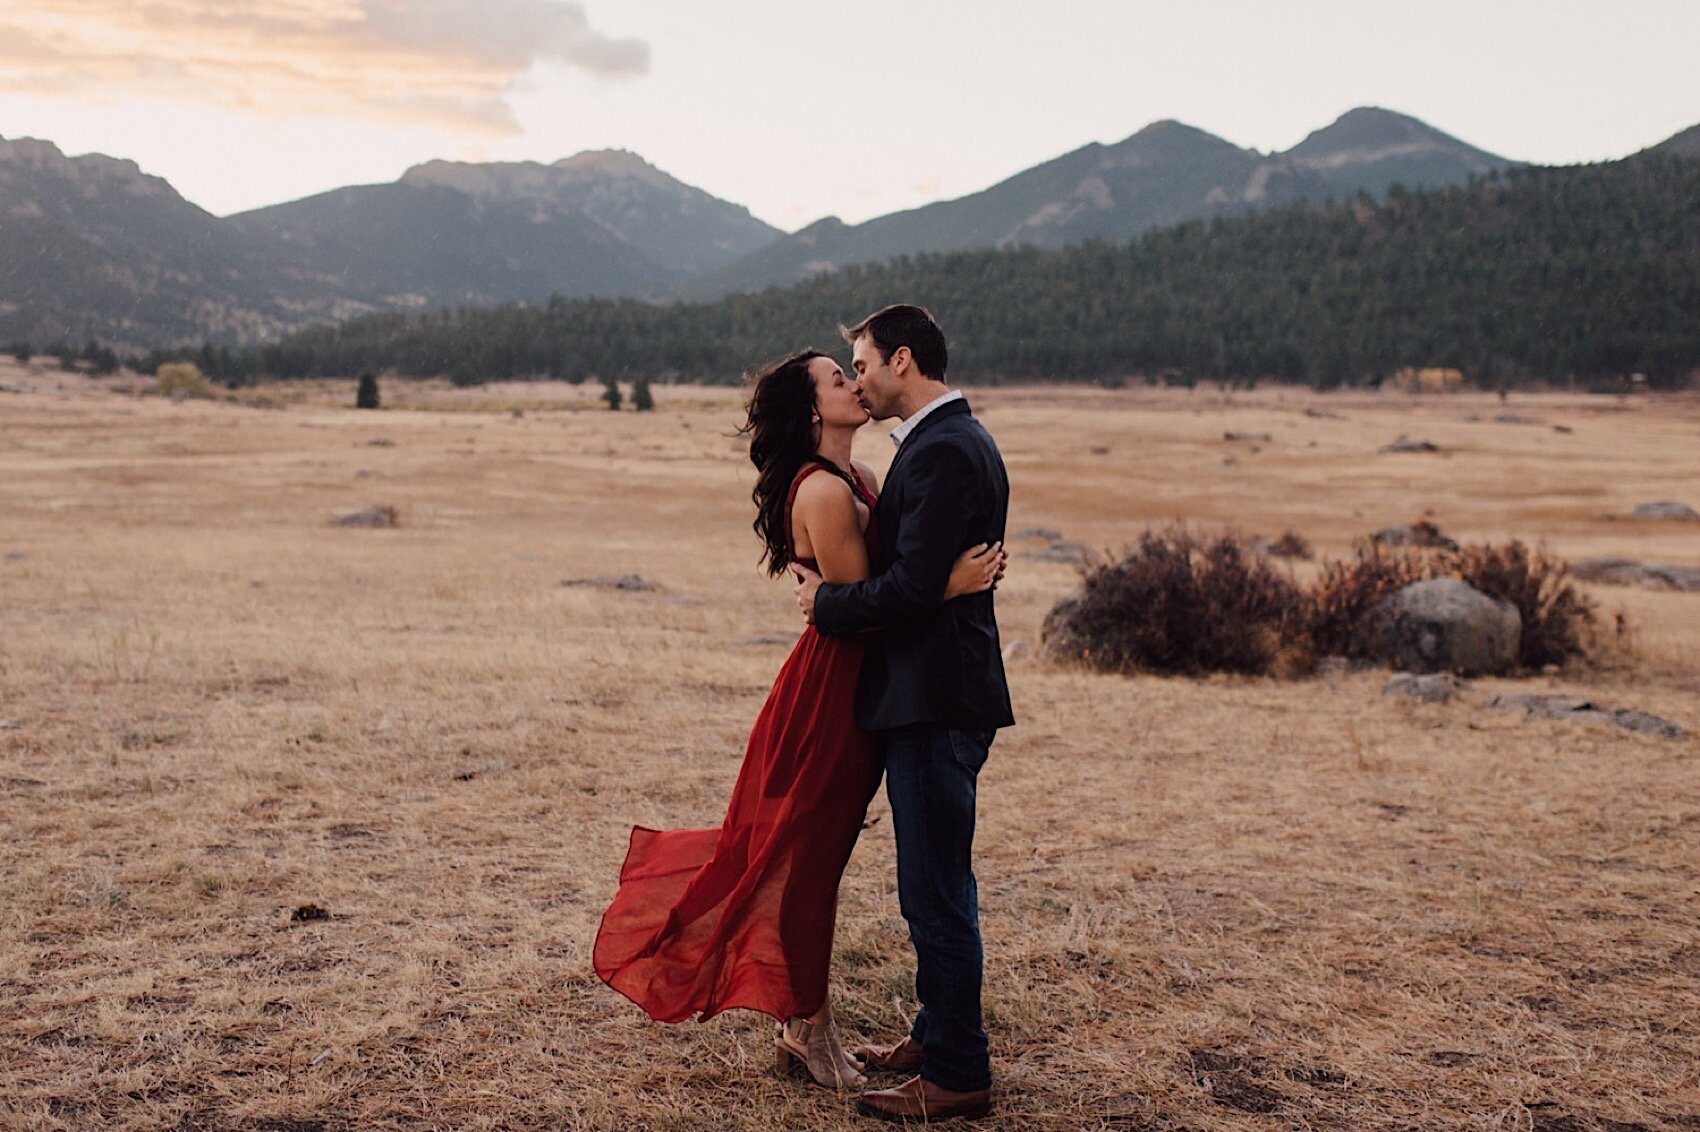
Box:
[602,375,622,411]
[632,376,655,411]
[83,341,120,376]
[8,341,32,365]
[356,371,381,409]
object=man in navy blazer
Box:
[794,304,1013,1123]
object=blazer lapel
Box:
[883,397,972,492]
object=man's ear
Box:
[890,345,912,377]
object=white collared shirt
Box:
[890,389,964,448]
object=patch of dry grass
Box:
[2,365,1699,1130]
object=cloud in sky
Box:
[0,0,648,133]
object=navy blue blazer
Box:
[814,398,1015,733]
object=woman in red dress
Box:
[593,350,1005,1089]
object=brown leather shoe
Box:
[856,1075,992,1123]
[853,1035,924,1074]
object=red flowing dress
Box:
[594,463,884,1023]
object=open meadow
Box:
[2,362,1698,1131]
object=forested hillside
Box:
[207,154,1700,389]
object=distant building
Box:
[1390,366,1465,394]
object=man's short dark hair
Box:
[841,304,948,381]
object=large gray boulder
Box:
[1039,595,1090,662]
[1366,578,1521,675]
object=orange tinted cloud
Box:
[0,0,648,133]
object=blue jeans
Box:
[881,725,994,1093]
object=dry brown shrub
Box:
[1442,540,1597,670]
[1055,532,1610,678]
[1046,528,1308,676]
[1302,542,1434,660]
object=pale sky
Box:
[1,0,1697,232]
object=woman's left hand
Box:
[944,541,1007,600]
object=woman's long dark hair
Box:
[739,349,833,577]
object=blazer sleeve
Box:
[813,439,975,637]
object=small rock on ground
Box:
[1570,557,1700,593]
[1381,436,1441,454]
[331,506,398,529]
[1017,541,1090,564]
[1487,693,1685,739]
[1371,521,1458,550]
[1384,673,1468,703]
[1316,656,1381,677]
[561,574,659,592]
[1632,500,1699,521]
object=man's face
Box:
[850,334,899,420]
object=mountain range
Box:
[689,107,1514,296]
[0,107,1692,351]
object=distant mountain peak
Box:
[1292,107,1489,156]
[1285,106,1508,180]
[1651,123,1700,159]
[792,216,848,243]
[1335,105,1424,126]
[400,158,547,194]
[0,133,67,164]
[400,149,685,196]
[1104,118,1248,169]
[553,148,660,176]
[0,133,178,200]
[1126,118,1230,144]
[243,144,777,295]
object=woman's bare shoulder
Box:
[791,468,855,512]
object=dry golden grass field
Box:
[2,361,1699,1132]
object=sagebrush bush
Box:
[156,362,215,400]
[1303,542,1433,659]
[1044,529,1308,676]
[1443,541,1596,669]
[1046,529,1605,678]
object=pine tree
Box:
[632,376,655,411]
[208,155,1700,391]
[356,372,381,409]
[85,343,120,376]
[602,376,623,411]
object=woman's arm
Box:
[791,473,870,584]
[811,443,976,635]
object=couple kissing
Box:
[595,304,1014,1123]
